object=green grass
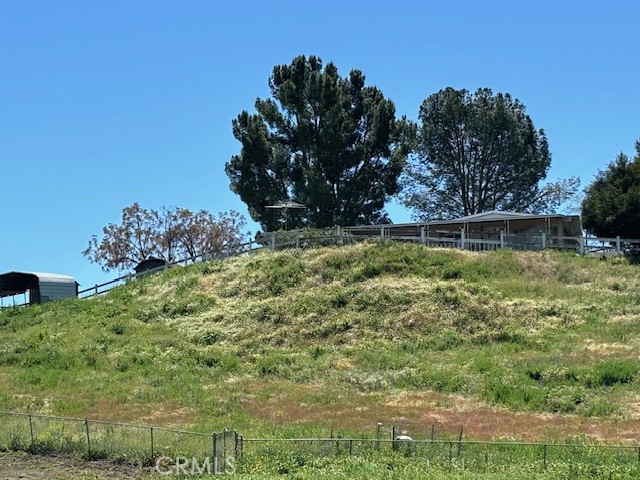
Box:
[2,242,640,475]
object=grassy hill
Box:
[2,241,640,446]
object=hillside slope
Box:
[1,242,640,440]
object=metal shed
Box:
[0,271,79,306]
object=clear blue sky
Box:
[1,0,638,290]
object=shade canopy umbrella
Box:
[265,200,306,230]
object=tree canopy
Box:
[401,87,578,220]
[225,55,415,231]
[83,203,246,272]
[582,141,640,238]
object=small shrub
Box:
[110,323,125,335]
[310,345,325,360]
[136,308,157,323]
[545,385,589,413]
[590,360,639,387]
[441,267,462,280]
[201,330,222,345]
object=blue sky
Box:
[1,0,638,290]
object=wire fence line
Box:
[238,421,640,472]
[2,411,640,473]
[0,411,240,470]
[241,437,640,472]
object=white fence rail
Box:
[2,227,639,309]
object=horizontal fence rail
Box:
[76,239,264,299]
[3,226,640,309]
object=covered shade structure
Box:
[0,271,79,306]
[345,211,582,239]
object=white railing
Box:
[3,227,638,309]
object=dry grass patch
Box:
[240,379,640,442]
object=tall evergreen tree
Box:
[225,55,415,231]
[582,141,640,238]
[402,87,578,219]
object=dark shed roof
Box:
[134,257,168,274]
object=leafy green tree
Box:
[402,87,579,219]
[225,55,415,231]
[582,141,640,238]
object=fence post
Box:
[270,233,276,250]
[337,225,342,245]
[500,231,505,249]
[616,236,621,255]
[349,439,353,455]
[28,415,34,450]
[461,230,466,250]
[94,284,98,296]
[541,233,546,250]
[84,419,91,457]
[420,226,426,245]
[239,435,243,460]
[391,426,397,451]
[212,433,217,470]
[376,422,382,451]
[430,424,435,442]
[223,428,227,472]
[295,229,300,249]
[457,426,463,455]
[380,226,385,241]
[234,430,239,461]
[449,441,452,465]
[150,427,154,461]
[579,236,585,255]
[543,443,547,470]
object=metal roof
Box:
[0,271,78,298]
[347,211,579,230]
[28,272,78,284]
[425,210,580,226]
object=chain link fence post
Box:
[84,419,91,457]
[28,415,34,451]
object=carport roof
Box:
[0,271,78,297]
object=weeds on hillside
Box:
[1,243,640,439]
